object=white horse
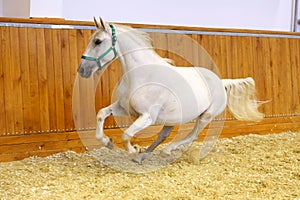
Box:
[77,17,264,163]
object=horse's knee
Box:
[97,107,113,122]
[96,110,105,122]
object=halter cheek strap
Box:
[81,24,118,70]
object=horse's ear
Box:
[100,17,110,32]
[94,16,102,29]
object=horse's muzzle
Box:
[77,63,93,78]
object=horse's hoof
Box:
[106,138,114,149]
[162,148,172,155]
[132,153,149,165]
[132,158,142,165]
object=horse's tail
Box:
[222,77,264,122]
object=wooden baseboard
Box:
[1,116,299,162]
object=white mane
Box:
[113,24,173,65]
[115,25,152,47]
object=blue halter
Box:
[81,24,117,70]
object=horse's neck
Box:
[119,49,166,72]
[116,28,169,75]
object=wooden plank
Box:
[204,34,222,76]
[231,36,243,78]
[289,39,300,113]
[9,27,24,134]
[252,37,272,115]
[2,27,17,134]
[202,34,222,74]
[279,38,292,115]
[60,30,73,131]
[51,29,65,131]
[240,36,254,77]
[44,29,57,132]
[0,26,7,135]
[225,36,234,79]
[166,33,191,67]
[68,29,80,92]
[27,27,41,132]
[190,34,201,68]
[36,28,50,132]
[0,133,68,146]
[151,32,169,61]
[0,152,30,162]
[0,132,85,162]
[0,140,69,154]
[0,148,85,162]
[269,38,281,115]
[18,27,31,134]
[197,33,213,70]
[68,29,80,131]
[72,29,86,130]
[218,35,229,78]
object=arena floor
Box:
[0,132,299,199]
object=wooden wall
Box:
[1,18,300,161]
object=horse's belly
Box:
[156,96,210,125]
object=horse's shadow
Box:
[90,144,191,174]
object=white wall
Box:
[296,0,300,31]
[0,0,3,16]
[1,0,30,18]
[0,0,297,31]
[62,0,294,31]
[30,0,63,18]
[0,0,62,18]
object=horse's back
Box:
[173,66,212,108]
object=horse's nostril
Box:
[78,67,84,74]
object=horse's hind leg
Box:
[163,112,213,154]
[133,126,174,164]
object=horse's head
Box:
[77,17,117,78]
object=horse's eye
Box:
[95,39,102,45]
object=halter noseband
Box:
[81,24,118,70]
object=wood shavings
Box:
[0,132,299,199]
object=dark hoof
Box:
[132,153,150,165]
[132,158,142,165]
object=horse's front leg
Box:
[122,113,153,153]
[96,101,127,148]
